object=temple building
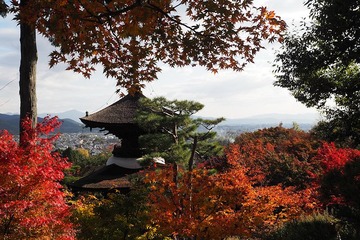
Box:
[70,92,146,192]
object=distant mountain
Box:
[219,113,321,126]
[38,110,321,126]
[39,110,85,123]
[0,114,90,134]
[1,111,322,135]
[0,114,19,134]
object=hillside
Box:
[0,114,90,134]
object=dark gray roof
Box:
[80,93,144,128]
[70,164,141,190]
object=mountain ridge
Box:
[0,113,89,134]
[39,110,321,125]
[219,113,321,126]
[39,110,85,123]
[1,111,320,134]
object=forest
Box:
[1,0,360,239]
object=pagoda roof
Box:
[106,156,142,169]
[70,164,141,191]
[80,92,145,129]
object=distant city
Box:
[1,110,321,154]
[54,133,118,155]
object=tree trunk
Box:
[188,135,198,171]
[19,0,37,142]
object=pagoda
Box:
[70,92,146,192]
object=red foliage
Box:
[314,142,360,207]
[0,117,75,239]
[144,164,316,239]
[230,126,320,188]
[315,142,360,173]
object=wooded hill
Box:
[0,114,88,134]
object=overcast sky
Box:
[0,0,318,119]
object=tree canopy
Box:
[9,0,285,94]
[144,141,316,239]
[233,126,320,189]
[0,0,7,17]
[136,96,224,167]
[274,0,360,108]
[273,0,360,147]
[0,117,75,239]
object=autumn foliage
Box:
[0,117,75,239]
[316,142,360,173]
[232,126,320,188]
[265,142,360,239]
[9,0,286,93]
[144,161,315,239]
[315,142,360,208]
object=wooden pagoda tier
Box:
[69,164,139,193]
[80,92,145,158]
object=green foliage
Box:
[267,210,360,240]
[311,112,360,149]
[136,97,204,142]
[62,147,89,167]
[309,63,360,148]
[72,184,164,240]
[139,133,173,153]
[136,97,224,166]
[305,0,360,64]
[265,212,338,240]
[274,0,360,147]
[61,147,110,184]
[335,210,360,240]
[62,147,110,168]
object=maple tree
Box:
[232,126,321,189]
[315,142,360,208]
[310,143,360,239]
[0,116,75,239]
[4,0,285,138]
[138,124,319,239]
[144,158,315,239]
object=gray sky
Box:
[0,0,317,119]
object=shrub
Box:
[266,212,338,240]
